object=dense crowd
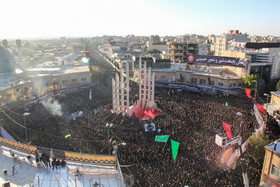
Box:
[2,81,280,186]
[1,50,280,186]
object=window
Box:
[72,79,77,83]
[181,74,187,81]
[200,79,206,85]
[272,165,280,178]
[191,78,197,84]
[218,82,223,87]
[161,76,166,80]
[209,81,214,86]
[233,83,236,87]
[239,83,242,87]
[274,101,278,108]
[229,84,232,87]
[62,80,68,84]
[81,78,87,81]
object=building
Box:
[146,41,168,52]
[245,43,280,81]
[267,92,280,119]
[168,42,204,63]
[0,44,90,103]
[222,43,280,82]
[133,55,247,92]
[0,45,21,103]
[214,30,250,56]
[260,140,280,186]
[149,35,160,44]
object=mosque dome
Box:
[0,45,16,73]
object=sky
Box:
[1,0,280,39]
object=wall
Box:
[262,148,280,184]
[147,43,168,52]
[271,93,280,110]
[151,70,243,87]
[223,50,246,58]
[0,137,117,166]
[223,65,247,77]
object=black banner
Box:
[186,54,247,67]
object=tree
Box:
[276,80,280,91]
[242,74,259,88]
[247,132,271,161]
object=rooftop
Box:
[266,140,280,155]
[271,91,280,97]
[63,66,89,74]
[0,146,124,187]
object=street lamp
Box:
[112,142,126,157]
[252,80,257,102]
[106,123,113,155]
[23,112,30,143]
[236,112,243,127]
[263,93,271,123]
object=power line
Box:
[1,110,25,128]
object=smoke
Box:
[42,98,63,117]
[70,111,83,120]
[32,78,49,94]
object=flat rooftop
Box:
[0,146,124,187]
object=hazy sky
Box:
[1,0,280,38]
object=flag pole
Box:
[162,141,168,152]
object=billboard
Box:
[185,54,247,67]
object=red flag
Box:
[246,88,252,98]
[223,122,233,139]
[52,78,56,84]
[256,104,267,114]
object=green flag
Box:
[65,134,71,138]
[155,135,170,142]
[171,139,180,162]
[225,102,229,107]
[112,140,117,144]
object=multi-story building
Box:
[168,42,208,63]
[0,45,90,103]
[222,43,280,83]
[260,140,280,186]
[246,43,280,81]
[214,30,250,56]
[133,55,247,93]
[149,35,160,44]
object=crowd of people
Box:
[2,81,280,186]
[1,50,280,186]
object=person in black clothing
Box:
[56,159,61,166]
[61,159,66,166]
[41,153,50,167]
[52,157,56,170]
